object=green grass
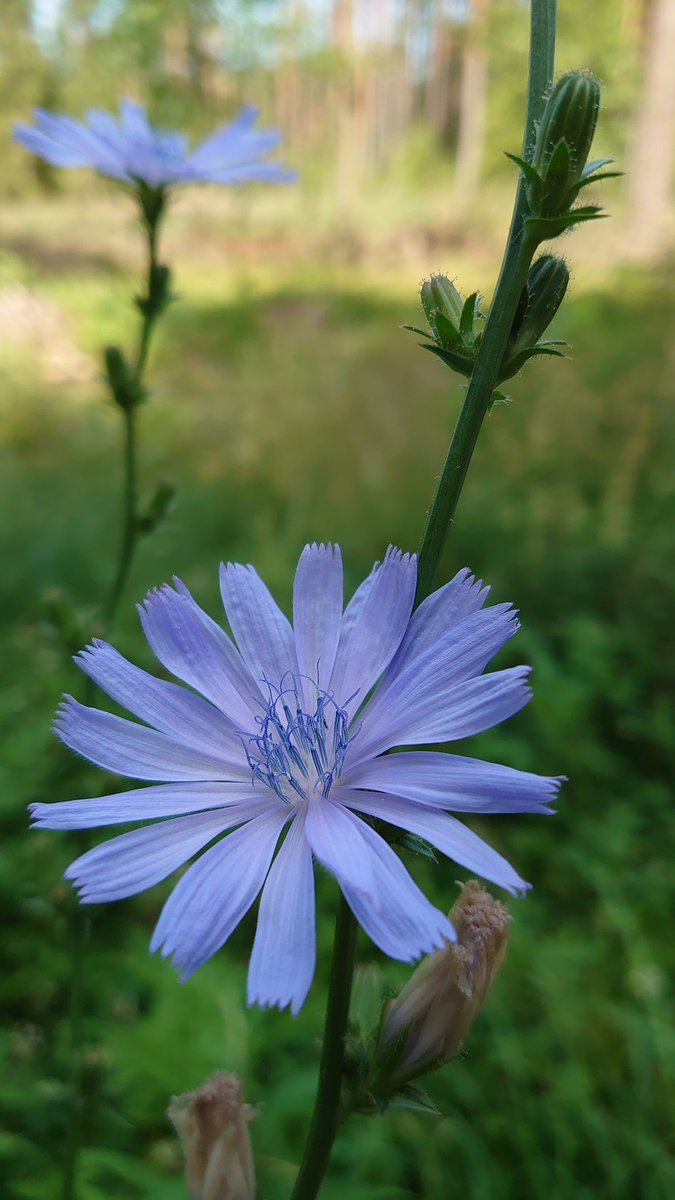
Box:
[0,207,673,1199]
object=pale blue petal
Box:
[248,812,316,1016]
[55,696,246,781]
[12,124,91,167]
[139,582,261,727]
[358,602,519,744]
[75,640,246,761]
[328,546,416,708]
[30,783,268,829]
[292,543,343,706]
[150,809,286,978]
[354,666,532,761]
[341,750,561,813]
[304,798,375,896]
[65,806,267,902]
[186,127,281,172]
[342,789,530,895]
[332,814,454,959]
[379,568,490,684]
[119,98,153,141]
[220,562,298,689]
[190,162,296,184]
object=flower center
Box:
[241,677,354,804]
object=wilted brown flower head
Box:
[168,1071,257,1200]
[383,880,510,1080]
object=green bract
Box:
[497,254,569,383]
[506,71,621,238]
[405,274,483,379]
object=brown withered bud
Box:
[168,1071,257,1200]
[383,880,510,1080]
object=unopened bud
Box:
[420,275,464,339]
[383,881,509,1080]
[531,72,601,217]
[168,1071,257,1200]
[508,255,569,357]
[104,345,145,409]
[533,72,600,178]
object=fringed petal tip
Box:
[384,544,416,567]
[246,987,307,1018]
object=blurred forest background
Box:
[1,1,674,1198]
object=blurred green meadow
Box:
[1,181,674,1200]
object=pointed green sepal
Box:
[459,292,479,341]
[525,207,606,241]
[498,344,567,384]
[390,1086,441,1116]
[395,832,439,863]
[137,480,176,535]
[423,344,475,377]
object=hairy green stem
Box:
[415,0,557,605]
[290,896,358,1200]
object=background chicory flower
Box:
[13,99,296,190]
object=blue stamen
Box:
[240,677,358,804]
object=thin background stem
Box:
[290,3,557,1197]
[102,208,164,630]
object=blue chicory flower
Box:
[32,545,561,1015]
[13,99,295,189]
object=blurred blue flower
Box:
[14,99,295,189]
[32,545,560,1014]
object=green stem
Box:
[101,206,164,631]
[290,895,359,1200]
[101,403,137,629]
[415,0,557,605]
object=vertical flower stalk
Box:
[101,186,170,630]
[290,4,558,1198]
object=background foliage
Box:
[1,1,674,1198]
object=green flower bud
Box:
[508,254,569,358]
[104,345,145,409]
[420,274,464,338]
[531,71,601,216]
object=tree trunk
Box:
[453,0,490,201]
[627,0,675,257]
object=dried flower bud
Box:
[168,1071,257,1200]
[382,880,509,1080]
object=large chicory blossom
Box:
[13,99,295,190]
[32,545,560,1015]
